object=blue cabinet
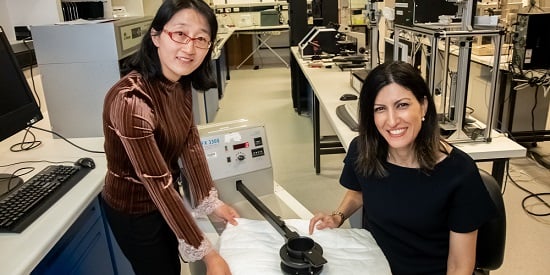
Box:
[32,198,115,275]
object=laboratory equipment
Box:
[511,12,550,70]
[32,17,153,138]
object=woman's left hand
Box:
[213,203,240,226]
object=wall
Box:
[1,0,119,42]
[109,0,167,17]
[1,0,61,41]
[142,0,163,16]
[0,1,11,39]
[111,0,143,16]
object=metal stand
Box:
[367,1,381,69]
[237,31,289,69]
[393,0,505,143]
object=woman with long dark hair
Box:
[309,61,496,274]
[101,1,238,274]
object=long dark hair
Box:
[121,0,217,90]
[356,61,444,178]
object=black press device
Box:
[236,180,327,275]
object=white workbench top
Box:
[0,118,316,275]
[290,47,526,161]
[0,126,106,275]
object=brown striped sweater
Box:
[101,71,216,253]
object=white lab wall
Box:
[110,0,166,17]
[111,0,143,16]
[0,0,13,40]
[1,0,60,41]
[0,0,61,41]
[0,0,117,42]
[142,0,163,16]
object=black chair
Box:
[475,169,506,275]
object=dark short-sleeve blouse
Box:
[340,137,496,274]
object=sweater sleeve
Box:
[180,123,223,216]
[108,90,211,260]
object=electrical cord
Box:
[0,160,77,197]
[0,160,75,168]
[28,126,105,154]
[10,64,105,154]
[506,160,550,217]
[8,40,46,153]
[0,167,35,196]
[10,128,42,152]
[22,38,42,109]
[502,124,550,217]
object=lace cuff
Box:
[178,238,213,262]
[192,188,224,216]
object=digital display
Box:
[233,142,249,150]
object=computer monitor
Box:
[0,26,43,143]
[0,26,43,190]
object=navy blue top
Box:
[341,137,496,275]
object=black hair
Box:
[121,0,217,90]
[356,61,445,178]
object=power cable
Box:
[29,126,105,154]
[506,159,550,217]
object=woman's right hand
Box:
[203,250,232,275]
[308,212,341,235]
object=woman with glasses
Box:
[101,0,238,274]
[309,61,496,274]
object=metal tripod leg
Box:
[236,32,289,69]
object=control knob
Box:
[237,153,246,161]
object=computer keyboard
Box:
[336,102,360,132]
[0,165,92,233]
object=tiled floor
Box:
[211,66,550,275]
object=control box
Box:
[198,119,273,204]
[394,0,458,26]
[261,9,280,26]
[512,13,550,70]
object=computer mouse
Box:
[76,157,96,169]
[340,93,358,101]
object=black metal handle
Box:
[236,180,328,268]
[236,180,299,240]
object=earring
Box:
[422,116,425,122]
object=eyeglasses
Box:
[163,30,211,49]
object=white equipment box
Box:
[198,119,274,205]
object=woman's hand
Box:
[204,250,232,275]
[308,212,341,235]
[213,203,240,226]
